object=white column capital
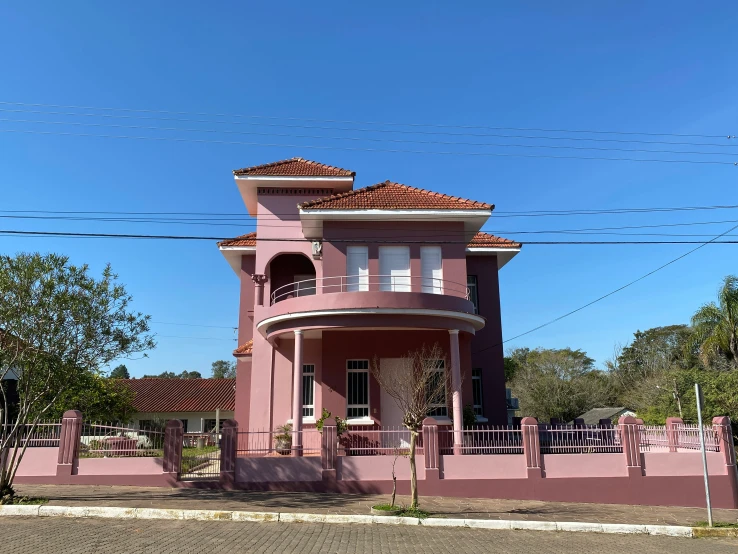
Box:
[294,329,304,336]
[448,329,459,335]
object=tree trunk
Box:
[409,431,418,510]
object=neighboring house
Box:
[218,157,521,440]
[1,368,19,420]
[506,388,519,425]
[120,378,235,433]
[575,407,636,425]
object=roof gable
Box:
[298,181,493,211]
[468,232,521,249]
[119,378,235,413]
[233,157,355,177]
[218,232,256,247]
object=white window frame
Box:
[346,246,369,292]
[472,368,483,417]
[420,246,443,294]
[302,364,315,419]
[346,360,370,420]
[467,275,479,314]
[426,359,448,418]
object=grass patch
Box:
[372,504,402,511]
[6,496,49,505]
[694,521,738,528]
[396,506,430,519]
[181,446,220,474]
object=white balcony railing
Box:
[270,275,470,305]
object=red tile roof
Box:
[233,157,355,177]
[468,232,522,249]
[218,232,256,247]
[233,339,253,356]
[217,231,520,250]
[119,379,235,413]
[298,181,493,211]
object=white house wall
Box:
[134,411,234,433]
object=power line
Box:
[151,320,236,330]
[2,128,735,166]
[2,228,738,244]
[2,107,737,148]
[156,334,236,341]
[2,116,736,157]
[1,100,735,139]
[474,221,738,354]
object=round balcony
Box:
[257,275,484,339]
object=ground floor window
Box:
[472,368,484,416]
[203,419,225,433]
[302,364,315,418]
[346,360,369,419]
[426,359,448,418]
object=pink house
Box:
[218,157,521,449]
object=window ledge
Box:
[346,418,376,426]
[286,417,316,425]
[475,416,489,423]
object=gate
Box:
[180,432,221,480]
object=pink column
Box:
[422,417,440,480]
[521,417,542,479]
[619,415,643,478]
[291,329,304,457]
[56,410,83,478]
[666,417,683,452]
[252,274,267,306]
[163,419,183,477]
[713,417,738,507]
[219,419,237,490]
[448,329,463,455]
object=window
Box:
[302,364,315,418]
[467,275,479,314]
[426,360,448,418]
[378,246,411,292]
[180,419,189,433]
[346,246,369,292]
[420,246,443,294]
[346,360,370,419]
[472,368,484,417]
[203,419,225,433]
[294,274,316,297]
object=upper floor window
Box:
[346,246,369,292]
[379,246,411,292]
[467,275,479,313]
[420,246,443,294]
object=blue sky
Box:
[1,2,736,377]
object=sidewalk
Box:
[15,484,738,527]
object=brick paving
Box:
[15,484,738,526]
[1,516,737,553]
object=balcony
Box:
[256,275,484,338]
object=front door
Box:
[379,358,411,449]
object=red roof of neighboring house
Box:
[217,231,521,249]
[120,379,235,413]
[233,339,253,356]
[233,157,355,177]
[298,181,493,211]
[468,232,522,249]
[218,232,256,247]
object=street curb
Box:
[0,505,697,537]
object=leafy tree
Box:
[371,343,449,510]
[690,275,738,370]
[211,360,236,379]
[47,372,136,422]
[0,253,154,502]
[109,364,130,379]
[503,347,530,383]
[508,348,615,423]
[143,370,201,379]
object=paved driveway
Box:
[1,517,736,553]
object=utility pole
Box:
[695,383,713,527]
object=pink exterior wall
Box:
[76,457,166,476]
[643,451,726,477]
[12,447,58,476]
[543,453,627,478]
[235,456,322,482]
[339,455,426,481]
[234,255,256,429]
[441,454,526,479]
[466,255,506,425]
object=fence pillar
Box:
[713,416,738,507]
[619,415,642,478]
[56,410,82,478]
[573,418,585,428]
[599,418,612,427]
[321,418,338,489]
[422,418,440,481]
[666,417,683,453]
[549,418,560,428]
[220,419,237,490]
[521,417,541,479]
[163,420,183,478]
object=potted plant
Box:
[274,423,292,455]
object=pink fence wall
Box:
[442,454,526,479]
[12,447,58,477]
[235,457,322,482]
[340,455,426,481]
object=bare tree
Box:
[371,343,449,510]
